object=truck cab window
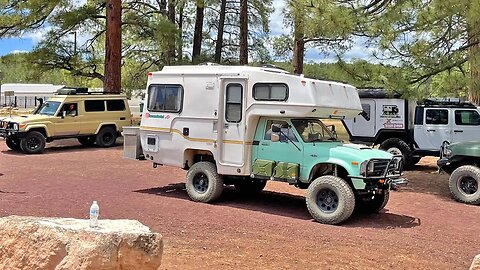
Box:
[425,109,448,125]
[292,119,336,142]
[264,120,298,142]
[148,84,183,113]
[455,110,480,125]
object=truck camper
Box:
[125,65,407,224]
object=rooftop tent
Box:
[1,84,65,94]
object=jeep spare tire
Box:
[20,131,46,154]
[306,175,355,225]
[379,138,414,169]
[95,126,117,147]
[449,165,480,205]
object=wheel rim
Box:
[316,188,339,213]
[26,137,41,150]
[193,173,209,193]
[387,147,402,156]
[457,176,478,195]
[102,133,113,143]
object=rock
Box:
[0,215,163,270]
[471,254,480,270]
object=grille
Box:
[369,160,393,177]
[0,121,7,129]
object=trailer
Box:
[343,89,480,168]
[124,65,406,225]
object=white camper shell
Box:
[139,65,362,175]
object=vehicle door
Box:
[351,100,376,136]
[53,102,81,136]
[219,80,246,166]
[255,119,304,175]
[414,108,452,150]
[452,109,480,143]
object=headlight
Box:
[442,147,452,158]
[360,160,375,175]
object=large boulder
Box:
[0,215,163,270]
[471,254,480,270]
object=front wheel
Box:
[449,165,480,205]
[306,175,355,225]
[20,131,46,154]
[186,162,224,203]
[6,138,21,151]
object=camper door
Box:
[218,79,246,167]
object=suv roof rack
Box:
[419,98,476,108]
[56,87,119,95]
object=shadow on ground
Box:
[1,142,122,156]
[135,183,420,229]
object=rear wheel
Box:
[234,178,267,194]
[78,136,96,146]
[355,191,390,214]
[20,131,46,154]
[306,175,355,225]
[186,162,224,203]
[449,165,480,205]
[379,138,414,169]
[95,127,117,147]
[6,138,21,151]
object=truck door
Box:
[352,100,376,137]
[414,108,452,150]
[452,109,480,143]
[218,80,246,166]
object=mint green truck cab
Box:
[243,117,406,224]
[438,141,480,205]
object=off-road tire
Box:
[20,131,46,154]
[306,175,355,225]
[78,136,96,146]
[95,126,117,147]
[355,191,390,214]
[186,162,224,203]
[449,165,480,205]
[379,138,414,169]
[234,178,267,194]
[6,138,21,151]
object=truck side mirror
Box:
[62,111,66,118]
[271,124,281,133]
[327,124,338,138]
[271,133,280,142]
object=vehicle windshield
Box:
[291,119,337,142]
[35,101,61,116]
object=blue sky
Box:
[0,38,35,56]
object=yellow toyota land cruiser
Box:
[0,87,132,154]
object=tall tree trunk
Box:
[166,0,176,64]
[239,0,248,65]
[292,1,305,74]
[214,0,227,63]
[177,2,184,62]
[468,0,480,104]
[104,0,122,93]
[192,0,204,63]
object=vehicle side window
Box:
[58,103,78,116]
[85,100,105,112]
[455,110,480,125]
[226,84,242,123]
[106,100,126,111]
[253,83,288,101]
[147,84,183,113]
[264,120,298,142]
[425,109,448,125]
[360,104,371,121]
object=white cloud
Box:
[23,27,52,44]
[11,50,29,54]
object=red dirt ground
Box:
[0,139,479,269]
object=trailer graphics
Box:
[124,65,407,225]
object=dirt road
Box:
[0,140,479,269]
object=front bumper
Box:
[0,129,26,139]
[437,158,449,169]
[349,155,408,190]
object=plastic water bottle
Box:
[89,201,99,228]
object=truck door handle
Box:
[261,142,270,146]
[427,129,436,132]
[454,130,463,133]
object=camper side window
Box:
[147,84,183,113]
[226,84,243,123]
[253,83,288,101]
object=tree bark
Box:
[292,1,305,74]
[177,2,184,62]
[192,0,205,63]
[468,1,480,104]
[166,0,176,64]
[214,0,227,63]
[104,0,122,93]
[239,0,248,65]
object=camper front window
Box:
[36,101,61,116]
[147,84,183,113]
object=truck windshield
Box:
[291,119,337,142]
[36,101,61,116]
